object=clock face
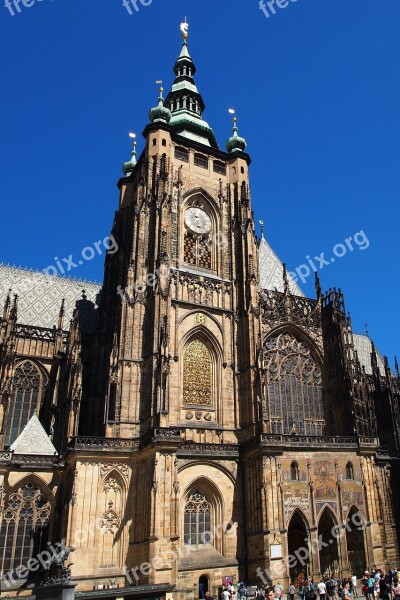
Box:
[184,207,212,234]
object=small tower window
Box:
[291,461,300,481]
[175,147,189,163]
[213,161,226,175]
[346,462,354,480]
[194,154,208,169]
[162,139,167,147]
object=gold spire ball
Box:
[180,18,189,40]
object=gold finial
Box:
[180,17,189,40]
[129,132,137,150]
[156,80,163,95]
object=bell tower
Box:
[88,21,262,443]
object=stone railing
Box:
[178,442,239,458]
[261,434,359,448]
[172,269,232,310]
[69,437,139,451]
[260,290,321,329]
[0,451,61,468]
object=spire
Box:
[58,299,65,331]
[163,20,219,148]
[123,133,138,176]
[2,289,11,320]
[315,272,322,300]
[149,83,172,124]
[226,114,247,154]
[259,220,265,240]
[10,294,18,322]
[282,263,290,295]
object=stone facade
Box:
[0,27,399,600]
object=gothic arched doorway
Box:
[199,574,209,598]
[318,508,339,577]
[288,511,309,585]
[346,507,366,575]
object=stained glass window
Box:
[264,332,325,435]
[5,361,47,447]
[0,483,51,581]
[184,491,212,546]
[183,340,213,406]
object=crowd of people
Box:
[211,569,400,600]
[251,570,400,600]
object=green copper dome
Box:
[226,119,247,153]
[122,142,137,175]
[149,89,172,124]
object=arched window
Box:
[0,482,51,580]
[346,462,354,480]
[184,490,212,546]
[264,332,325,436]
[5,361,47,447]
[291,461,300,481]
[183,339,213,406]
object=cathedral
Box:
[0,22,399,600]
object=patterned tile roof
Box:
[0,264,101,330]
[10,413,57,455]
[259,236,305,297]
[353,333,386,376]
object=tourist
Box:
[318,579,327,600]
[300,581,306,600]
[305,581,317,600]
[289,582,296,600]
[222,587,231,600]
[352,574,358,598]
[392,577,400,600]
[274,583,283,600]
[265,587,275,600]
[379,575,390,600]
[327,577,336,600]
[341,583,352,600]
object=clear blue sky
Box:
[1,0,399,363]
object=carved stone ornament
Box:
[100,463,130,480]
[103,477,122,494]
[186,411,194,420]
[100,501,120,534]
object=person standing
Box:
[299,581,306,600]
[265,588,276,600]
[327,578,336,600]
[341,584,352,600]
[318,580,327,600]
[274,583,283,600]
[392,577,400,600]
[289,583,296,600]
[351,575,358,598]
[222,587,231,600]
